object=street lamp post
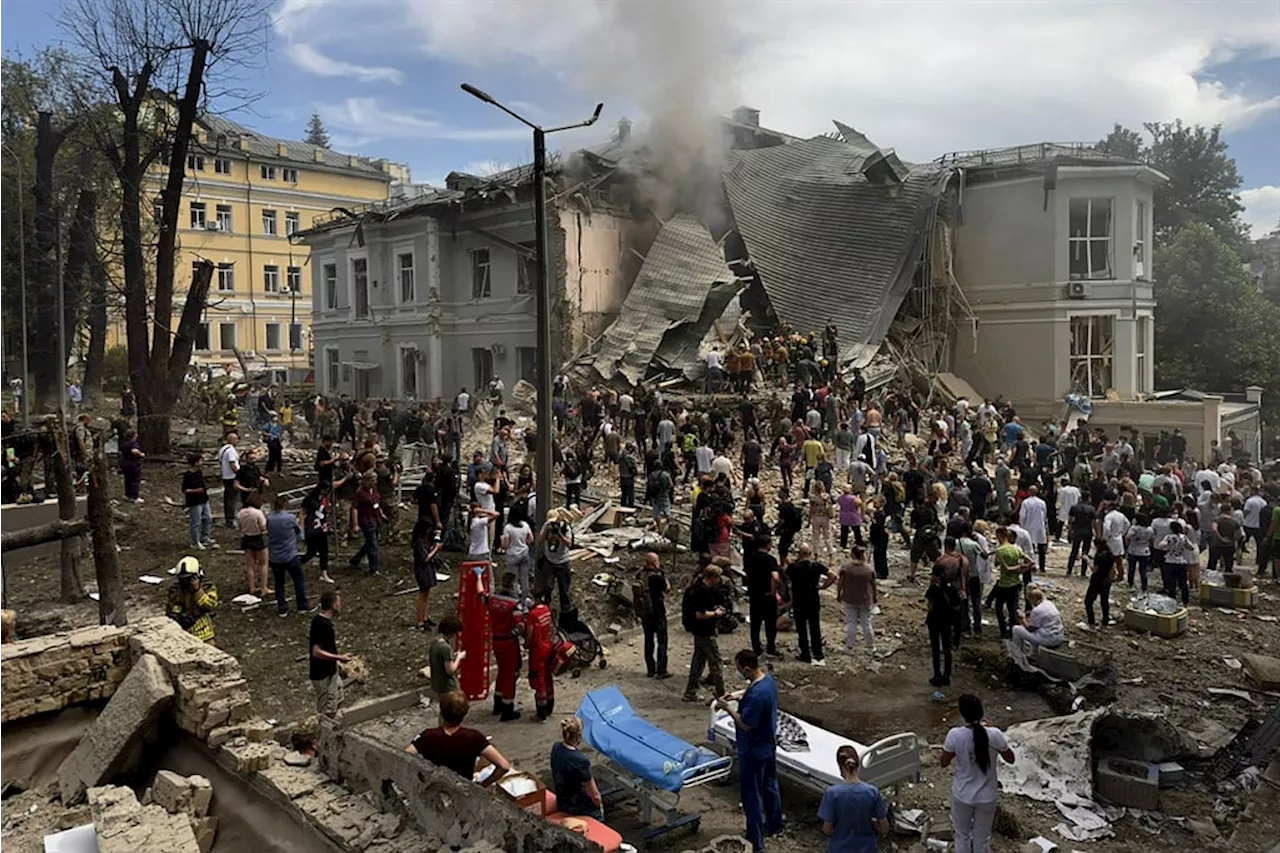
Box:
[461,84,603,529]
[2,144,31,425]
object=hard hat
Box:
[175,556,202,577]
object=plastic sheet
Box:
[1128,592,1180,615]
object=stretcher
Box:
[576,687,733,841]
[707,700,920,796]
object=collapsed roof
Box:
[581,215,742,386]
[722,130,951,366]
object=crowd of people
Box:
[100,320,1278,853]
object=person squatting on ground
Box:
[1011,584,1064,653]
[941,694,1016,853]
[167,556,219,642]
[488,572,524,722]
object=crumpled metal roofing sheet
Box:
[589,215,737,384]
[722,135,949,361]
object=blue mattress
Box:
[577,686,722,793]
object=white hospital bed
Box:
[707,701,920,795]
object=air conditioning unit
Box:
[205,221,222,231]
[279,285,292,294]
[1066,280,1090,299]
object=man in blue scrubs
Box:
[717,649,783,852]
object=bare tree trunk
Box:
[46,417,85,603]
[82,257,109,406]
[87,433,125,626]
[32,112,68,414]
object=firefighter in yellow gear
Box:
[167,556,220,642]
[220,397,239,434]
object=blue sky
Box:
[5,0,1279,236]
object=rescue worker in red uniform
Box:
[488,572,524,722]
[525,597,556,721]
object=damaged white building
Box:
[297,109,1260,462]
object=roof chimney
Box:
[616,117,632,142]
[348,155,359,168]
[277,142,288,156]
[731,106,760,127]
[314,149,325,163]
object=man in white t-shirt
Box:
[1056,478,1080,542]
[217,433,241,528]
[454,388,471,414]
[1244,491,1268,557]
[1101,502,1130,557]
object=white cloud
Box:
[397,0,1280,161]
[323,97,532,142]
[1241,185,1280,240]
[286,43,403,84]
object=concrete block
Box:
[1095,757,1160,810]
[150,769,194,814]
[1035,645,1087,681]
[239,718,275,743]
[89,785,201,853]
[206,724,247,748]
[191,815,219,853]
[219,740,272,774]
[188,775,213,818]
[58,654,175,804]
[333,689,421,728]
[258,762,329,800]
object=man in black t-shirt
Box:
[640,552,670,678]
[181,452,214,549]
[316,436,337,485]
[744,544,781,658]
[786,544,832,665]
[309,591,350,717]
[407,691,511,784]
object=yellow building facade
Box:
[106,115,397,378]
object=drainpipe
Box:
[244,150,258,361]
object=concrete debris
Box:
[58,654,175,805]
[88,785,201,853]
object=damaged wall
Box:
[318,724,592,853]
[1,624,133,722]
[557,206,633,361]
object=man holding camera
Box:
[537,510,575,612]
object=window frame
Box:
[397,343,419,399]
[397,250,415,304]
[215,204,233,232]
[263,264,280,294]
[187,153,205,172]
[195,321,211,352]
[472,248,492,299]
[214,158,232,175]
[261,209,278,236]
[350,254,370,319]
[1135,313,1151,395]
[286,265,302,295]
[189,201,207,229]
[322,262,338,310]
[264,322,282,352]
[260,165,277,181]
[1068,197,1114,281]
[217,262,235,293]
[324,346,340,393]
[1068,313,1116,399]
[285,211,300,236]
[282,167,299,183]
[516,242,536,295]
[472,347,494,392]
[218,322,238,352]
[1134,200,1148,280]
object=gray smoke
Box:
[564,0,741,221]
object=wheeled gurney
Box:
[576,687,734,841]
[707,700,920,795]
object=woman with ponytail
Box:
[817,745,889,853]
[940,694,1016,853]
[550,717,603,820]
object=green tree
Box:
[304,112,330,148]
[1154,222,1280,399]
[1096,120,1247,252]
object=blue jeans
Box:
[738,752,783,852]
[187,503,212,545]
[1126,554,1150,591]
[271,557,309,614]
[352,524,380,574]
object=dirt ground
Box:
[4,416,1280,852]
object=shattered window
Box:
[1069,315,1114,398]
[1068,198,1113,280]
[352,257,369,318]
[516,242,536,295]
[472,249,492,299]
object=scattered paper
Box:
[1052,822,1112,842]
[88,592,100,601]
[138,575,164,585]
[231,594,262,605]
[1027,837,1057,852]
[1223,657,1243,670]
[435,572,451,583]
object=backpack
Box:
[646,469,666,501]
[681,585,699,633]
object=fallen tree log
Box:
[1,518,91,552]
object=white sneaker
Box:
[193,542,206,550]
[812,658,827,667]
